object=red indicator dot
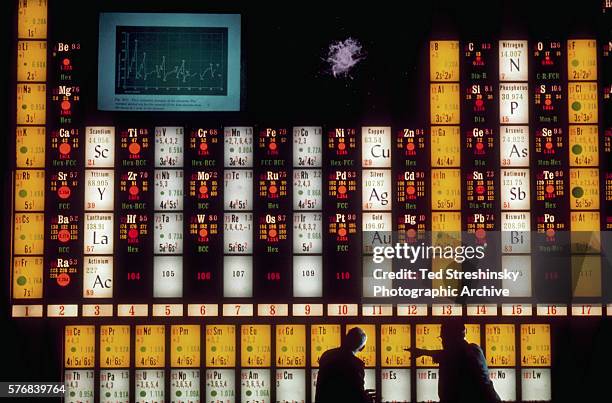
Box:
[545,55,550,61]
[476,185,485,194]
[406,186,416,195]
[475,142,484,151]
[545,185,555,194]
[61,100,71,111]
[58,229,71,243]
[475,55,481,61]
[59,143,71,155]
[475,228,486,239]
[475,99,484,107]
[545,142,553,150]
[128,142,141,154]
[406,142,415,151]
[544,99,552,106]
[62,58,70,66]
[269,185,278,194]
[338,185,347,195]
[199,228,208,238]
[338,142,346,151]
[129,185,139,196]
[268,229,278,238]
[199,142,208,151]
[338,228,347,237]
[58,185,71,199]
[57,273,70,287]
[268,142,277,151]
[546,228,555,238]
[128,228,139,239]
[407,229,417,238]
[199,185,208,195]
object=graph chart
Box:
[115,26,228,95]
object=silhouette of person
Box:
[315,327,376,403]
[408,321,501,403]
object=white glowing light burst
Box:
[326,37,365,78]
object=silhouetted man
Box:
[315,327,376,403]
[408,321,501,403]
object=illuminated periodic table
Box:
[7,0,612,402]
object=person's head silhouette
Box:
[440,320,466,349]
[343,327,367,355]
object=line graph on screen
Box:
[115,26,228,95]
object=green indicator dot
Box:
[176,391,182,397]
[247,346,253,352]
[17,276,27,286]
[527,345,532,351]
[230,147,235,153]
[71,347,76,352]
[246,390,252,396]
[282,346,288,352]
[316,346,322,351]
[106,347,111,352]
[160,191,165,195]
[571,59,579,67]
[160,234,164,238]
[572,101,581,111]
[24,62,27,66]
[437,190,442,195]
[20,234,26,240]
[140,391,146,397]
[70,391,75,397]
[572,144,583,155]
[160,148,164,152]
[211,346,217,352]
[492,346,497,351]
[19,189,27,198]
[140,346,146,352]
[299,148,303,152]
[299,234,303,238]
[22,104,27,110]
[20,146,28,154]
[386,346,392,352]
[105,392,111,397]
[298,190,303,195]
[211,391,217,396]
[572,187,584,198]
[177,346,182,352]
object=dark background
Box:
[1,1,611,402]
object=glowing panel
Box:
[570,168,600,209]
[568,82,598,124]
[206,325,236,367]
[485,324,515,367]
[154,169,184,210]
[18,0,47,39]
[293,169,322,210]
[171,325,200,368]
[224,170,253,210]
[567,39,597,81]
[430,40,459,81]
[501,255,532,297]
[171,369,200,401]
[84,170,114,210]
[362,126,392,168]
[416,324,440,367]
[276,325,306,367]
[223,256,253,297]
[293,213,322,253]
[241,325,271,367]
[241,369,270,402]
[363,170,392,210]
[83,256,113,298]
[501,212,531,254]
[136,325,165,368]
[521,368,551,401]
[17,41,46,81]
[64,370,94,403]
[275,369,305,403]
[14,213,44,254]
[85,127,115,168]
[416,368,439,402]
[489,369,516,401]
[431,126,460,167]
[499,40,528,81]
[311,325,341,367]
[381,368,410,403]
[430,83,460,124]
[12,256,43,299]
[501,169,530,210]
[65,326,95,368]
[431,169,461,210]
[100,325,130,368]
[16,126,45,168]
[571,255,602,297]
[135,370,164,403]
[293,256,322,297]
[100,370,129,403]
[154,213,184,254]
[500,83,529,124]
[569,125,599,166]
[16,83,45,125]
[500,126,529,167]
[224,126,254,167]
[293,126,322,167]
[363,212,392,252]
[570,211,601,253]
[381,324,410,367]
[155,127,184,168]
[224,212,253,253]
[14,170,44,211]
[206,369,235,402]
[153,256,182,298]
[520,324,551,367]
